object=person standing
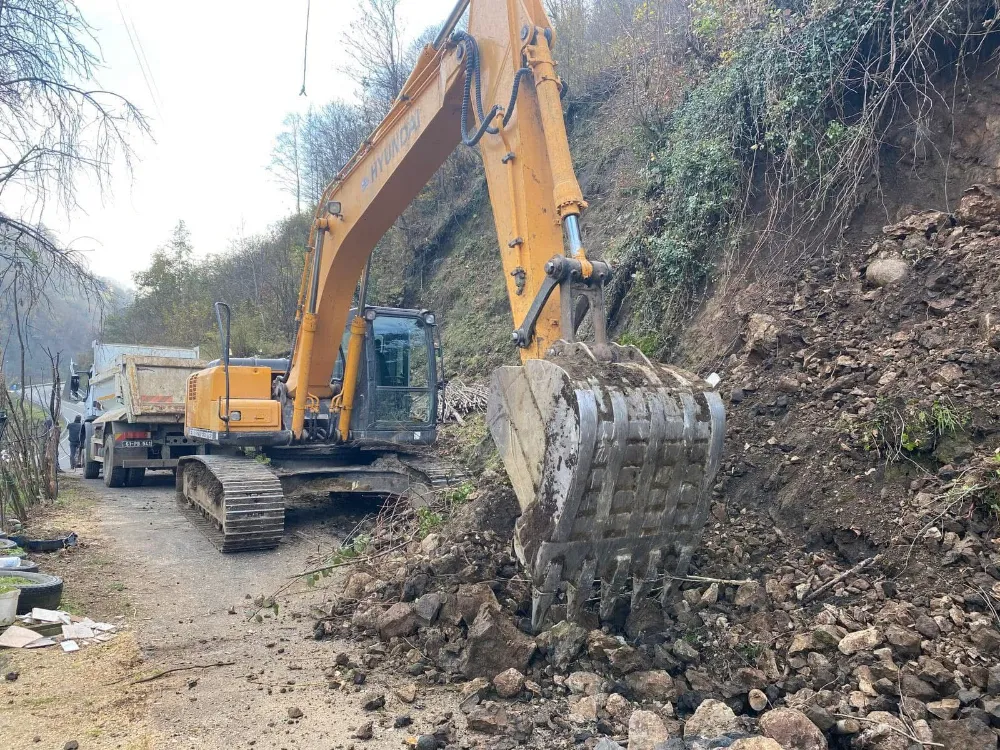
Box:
[67,415,84,469]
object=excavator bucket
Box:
[488,341,725,631]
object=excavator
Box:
[178,0,725,629]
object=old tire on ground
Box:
[84,459,100,479]
[103,436,126,488]
[126,468,145,487]
[0,571,62,614]
[12,560,39,573]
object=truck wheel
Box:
[103,436,127,488]
[83,460,100,479]
[125,468,145,487]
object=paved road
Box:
[18,382,85,470]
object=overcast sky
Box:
[47,0,456,285]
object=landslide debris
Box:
[308,186,1000,748]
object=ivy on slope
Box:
[609,0,998,355]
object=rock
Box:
[811,624,844,649]
[955,184,1000,226]
[587,630,622,659]
[866,256,910,287]
[672,638,700,662]
[412,592,445,625]
[537,620,587,668]
[419,532,442,553]
[353,720,374,740]
[605,692,632,723]
[566,671,603,695]
[927,698,960,720]
[931,718,996,750]
[415,736,438,750]
[684,699,738,738]
[343,571,375,599]
[628,710,670,750]
[699,582,719,606]
[594,740,625,750]
[461,677,490,699]
[730,739,783,750]
[63,743,79,750]
[833,718,860,735]
[899,673,938,700]
[569,694,601,722]
[395,683,417,703]
[803,705,834,732]
[748,689,769,712]
[287,706,303,719]
[838,627,882,655]
[362,692,385,711]
[607,644,644,674]
[394,714,413,728]
[626,670,677,702]
[884,624,921,657]
[377,602,418,640]
[351,605,382,631]
[746,313,779,356]
[971,628,1000,655]
[460,605,536,678]
[989,665,1000,694]
[493,668,525,698]
[788,633,813,655]
[914,614,940,639]
[734,581,761,607]
[759,708,828,750]
[467,703,509,734]
[456,583,499,625]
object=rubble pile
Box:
[311,186,1000,748]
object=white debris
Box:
[60,640,79,652]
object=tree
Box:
[269,113,303,214]
[341,0,407,124]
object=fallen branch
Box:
[803,554,882,603]
[132,660,236,684]
[834,713,943,747]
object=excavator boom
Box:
[182,0,725,630]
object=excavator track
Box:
[489,341,725,630]
[176,455,285,552]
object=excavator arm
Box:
[285,0,604,440]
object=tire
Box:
[84,460,100,479]
[103,436,126,488]
[0,571,63,614]
[126,467,145,487]
[13,560,39,573]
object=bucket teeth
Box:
[489,341,725,631]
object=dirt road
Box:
[1,474,459,750]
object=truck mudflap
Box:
[488,341,725,631]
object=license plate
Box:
[121,440,153,448]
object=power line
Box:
[116,0,163,117]
[300,0,311,96]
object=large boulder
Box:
[625,670,677,702]
[931,718,996,750]
[758,707,828,750]
[459,604,536,679]
[730,740,784,750]
[866,256,910,287]
[955,184,1000,227]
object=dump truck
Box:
[70,343,207,487]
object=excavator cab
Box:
[339,306,441,445]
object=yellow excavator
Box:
[179,0,725,629]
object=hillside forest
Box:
[101,0,1000,383]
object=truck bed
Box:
[91,355,205,422]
